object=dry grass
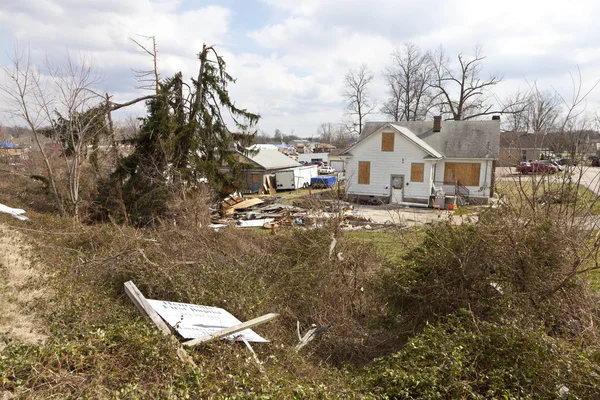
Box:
[0,223,47,349]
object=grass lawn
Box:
[345,228,424,265]
[495,179,600,215]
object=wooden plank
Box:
[443,163,480,186]
[182,313,279,347]
[225,198,264,215]
[381,133,395,151]
[124,281,172,335]
[411,163,424,182]
[358,161,370,185]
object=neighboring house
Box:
[231,148,301,193]
[328,148,345,172]
[274,143,297,156]
[314,143,337,153]
[499,132,548,167]
[298,152,330,165]
[292,140,315,154]
[0,141,27,157]
[341,117,500,206]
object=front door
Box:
[390,175,404,204]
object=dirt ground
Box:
[0,223,47,350]
[350,204,459,226]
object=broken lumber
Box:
[124,281,171,335]
[225,198,264,215]
[182,313,279,347]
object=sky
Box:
[1,0,600,138]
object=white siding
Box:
[346,130,435,199]
[434,159,493,198]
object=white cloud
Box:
[2,0,600,136]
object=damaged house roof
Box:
[350,120,500,159]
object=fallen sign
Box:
[124,281,278,347]
[0,203,28,221]
[147,299,271,343]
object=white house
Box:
[341,117,500,206]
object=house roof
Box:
[351,119,500,159]
[342,123,443,159]
[242,148,300,170]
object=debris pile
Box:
[210,193,374,231]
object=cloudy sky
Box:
[1,0,599,137]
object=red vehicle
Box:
[518,161,558,174]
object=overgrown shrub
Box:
[377,209,600,338]
[363,311,600,399]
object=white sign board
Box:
[146,299,268,343]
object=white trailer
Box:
[275,165,318,190]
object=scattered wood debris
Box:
[210,193,382,231]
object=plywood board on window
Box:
[411,163,424,182]
[381,133,395,152]
[252,173,261,183]
[358,161,370,184]
[443,163,481,186]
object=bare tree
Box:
[382,43,435,121]
[503,86,562,133]
[1,48,67,216]
[529,87,562,134]
[343,64,376,135]
[130,35,160,94]
[274,129,283,143]
[317,122,336,143]
[430,45,509,120]
[501,89,531,132]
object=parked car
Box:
[318,166,335,175]
[519,161,558,174]
[551,161,564,171]
[557,158,578,166]
[591,156,600,167]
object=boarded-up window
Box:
[358,161,371,184]
[444,163,481,186]
[411,163,424,182]
[381,133,395,151]
[252,173,261,183]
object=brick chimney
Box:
[433,116,442,132]
[492,115,500,121]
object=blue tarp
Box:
[0,141,19,148]
[311,176,337,188]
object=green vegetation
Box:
[363,313,600,399]
[4,159,600,398]
[496,178,600,215]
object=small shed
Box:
[233,148,301,193]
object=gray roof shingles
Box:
[356,120,500,159]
